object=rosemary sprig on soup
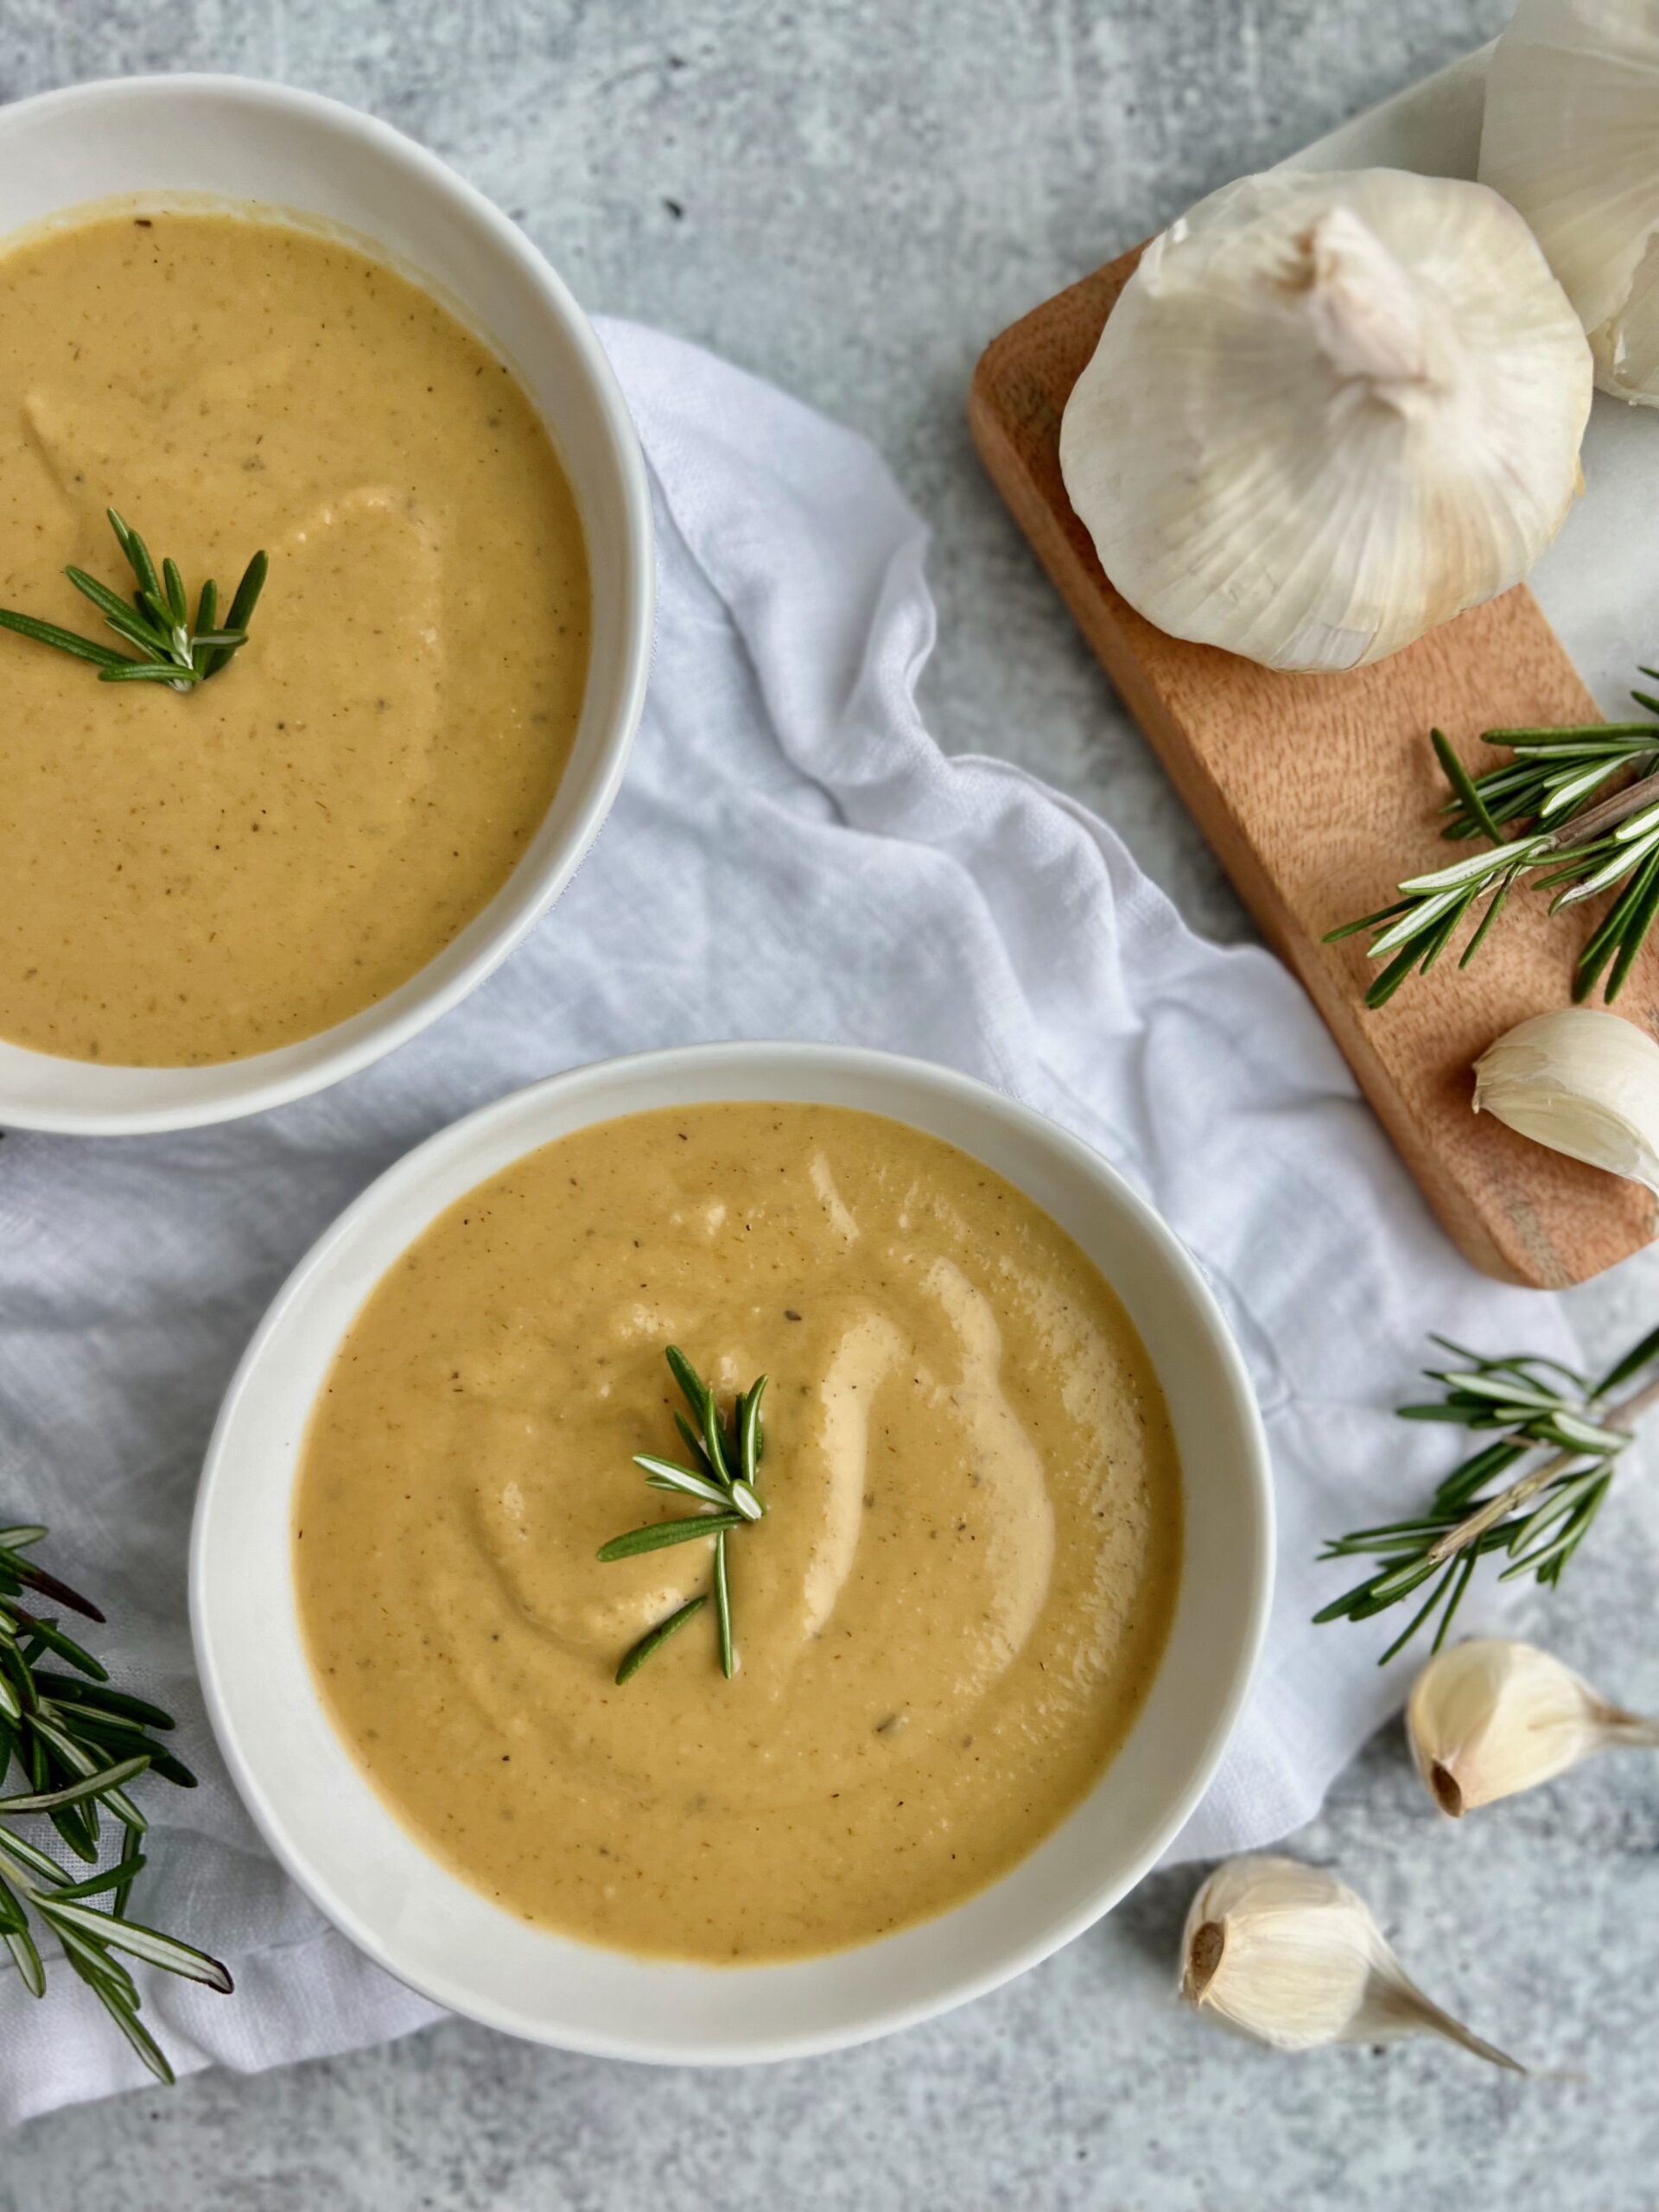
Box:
[599,1346,770,1682]
[0,506,265,690]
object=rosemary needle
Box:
[713,1532,734,1680]
[599,1347,772,1682]
[0,507,265,692]
[597,1512,746,1560]
[614,1596,708,1686]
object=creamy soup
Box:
[295,1103,1182,1962]
[0,208,588,1065]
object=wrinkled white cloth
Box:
[0,319,1574,2125]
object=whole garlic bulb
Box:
[1472,1005,1659,1197]
[1481,0,1659,404]
[1180,1854,1520,2067]
[1408,1637,1659,1816]
[1059,167,1592,671]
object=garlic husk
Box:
[1471,1006,1659,1198]
[1058,166,1592,673]
[1480,0,1659,404]
[1408,1637,1659,1817]
[1180,1853,1520,2068]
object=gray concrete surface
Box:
[3,2,1658,2206]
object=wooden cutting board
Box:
[969,243,1659,1288]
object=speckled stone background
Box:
[3,3,1657,2205]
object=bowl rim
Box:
[190,1040,1274,2063]
[0,73,655,1135]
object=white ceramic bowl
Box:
[0,76,653,1135]
[193,1043,1273,2063]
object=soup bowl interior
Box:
[192,1042,1273,2063]
[0,74,652,1134]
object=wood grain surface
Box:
[969,245,1658,1287]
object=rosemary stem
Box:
[1425,1370,1659,1565]
[1537,766,1659,849]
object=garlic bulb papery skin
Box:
[1408,1637,1659,1817]
[1058,167,1592,672]
[1481,0,1659,404]
[1471,1006,1659,1198]
[1179,1854,1521,2068]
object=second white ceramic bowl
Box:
[192,1043,1274,2063]
[0,75,653,1134]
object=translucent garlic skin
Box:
[1471,1006,1659,1200]
[1408,1637,1659,1817]
[1481,0,1659,405]
[1059,167,1592,672]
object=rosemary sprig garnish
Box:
[600,1347,769,1684]
[1316,1320,1659,1662]
[0,1522,232,2084]
[1328,686,1659,1007]
[0,507,266,691]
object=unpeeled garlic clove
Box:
[1179,1854,1521,2068]
[1481,0,1659,404]
[1058,166,1591,672]
[1471,1006,1659,1197]
[1408,1637,1659,1818]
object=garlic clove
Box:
[1058,166,1592,672]
[1179,1854,1521,2068]
[1408,1637,1659,1818]
[1481,0,1659,406]
[1471,1006,1659,1198]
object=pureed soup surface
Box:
[0,207,588,1065]
[295,1103,1183,1962]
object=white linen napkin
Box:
[0,318,1576,2124]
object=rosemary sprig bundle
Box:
[1316,1320,1659,1662]
[0,1523,232,2083]
[1328,687,1659,1007]
[599,1347,769,1683]
[0,507,266,691]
